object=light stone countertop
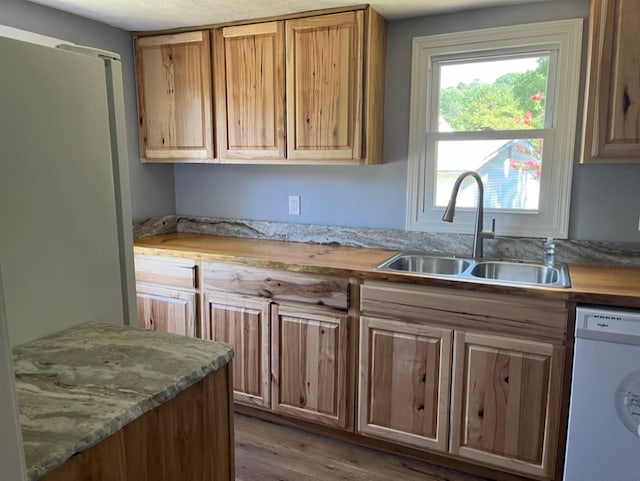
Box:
[13,321,234,481]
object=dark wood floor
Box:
[234,414,490,481]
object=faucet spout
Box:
[442,171,495,258]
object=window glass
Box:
[438,56,549,132]
[435,138,543,209]
[434,55,549,211]
[406,20,583,238]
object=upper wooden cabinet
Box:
[286,11,364,162]
[214,7,385,164]
[134,31,214,162]
[581,0,640,162]
[214,22,286,161]
[134,6,385,164]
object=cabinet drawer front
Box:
[135,255,197,290]
[201,262,348,310]
[360,281,568,342]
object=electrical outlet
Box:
[288,195,300,215]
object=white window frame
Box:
[406,19,583,238]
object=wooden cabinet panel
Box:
[214,22,286,161]
[133,7,385,165]
[201,262,349,310]
[41,367,234,481]
[358,316,452,451]
[450,331,563,478]
[286,11,364,161]
[271,303,349,427]
[136,285,196,337]
[361,281,568,342]
[134,254,197,290]
[134,31,214,161]
[582,0,640,162]
[203,293,271,408]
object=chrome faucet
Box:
[442,171,495,258]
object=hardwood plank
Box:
[201,261,349,310]
[234,413,490,481]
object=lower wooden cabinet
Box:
[271,303,349,427]
[358,316,452,451]
[202,292,271,409]
[359,281,569,480]
[134,254,198,337]
[198,261,352,428]
[450,331,563,479]
[136,285,197,337]
[133,254,571,480]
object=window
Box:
[406,20,582,238]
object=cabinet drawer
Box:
[134,254,197,290]
[201,262,349,310]
[360,281,568,342]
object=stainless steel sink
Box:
[470,261,570,287]
[375,252,571,288]
[379,253,471,275]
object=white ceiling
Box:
[28,0,549,32]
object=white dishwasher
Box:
[564,305,640,481]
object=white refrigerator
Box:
[0,32,138,478]
[0,34,137,348]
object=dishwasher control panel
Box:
[576,306,640,345]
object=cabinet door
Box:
[134,31,214,162]
[271,303,349,428]
[214,22,286,161]
[450,331,563,478]
[286,11,364,161]
[203,293,271,409]
[358,316,452,452]
[136,285,196,337]
[582,0,640,162]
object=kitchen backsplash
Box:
[134,215,640,267]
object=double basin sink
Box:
[375,252,571,288]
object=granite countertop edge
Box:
[15,321,234,481]
[29,354,234,481]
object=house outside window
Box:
[406,20,583,238]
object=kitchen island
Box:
[13,321,235,481]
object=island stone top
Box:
[13,321,234,481]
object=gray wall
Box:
[0,0,175,221]
[175,0,640,243]
[4,0,638,241]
